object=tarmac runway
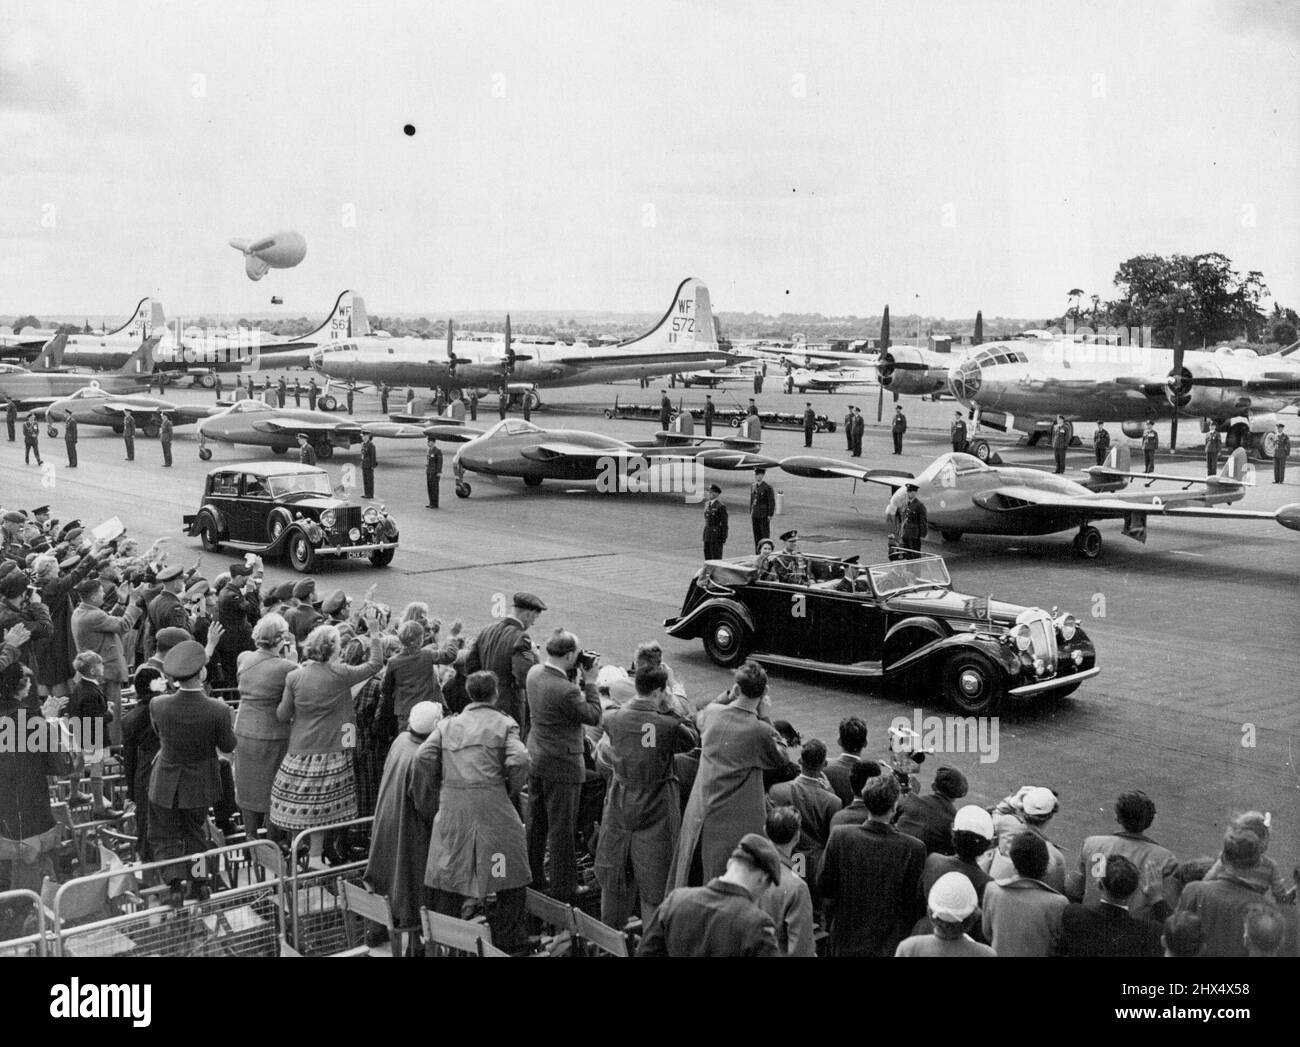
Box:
[4,375,1298,876]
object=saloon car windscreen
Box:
[268,473,334,498]
[868,555,951,595]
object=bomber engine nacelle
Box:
[230,230,307,281]
[876,346,948,395]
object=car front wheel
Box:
[702,609,752,668]
[288,534,317,573]
[939,650,1004,715]
[370,548,395,568]
[199,518,222,552]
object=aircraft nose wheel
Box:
[198,447,213,461]
[455,481,472,498]
[1073,525,1102,559]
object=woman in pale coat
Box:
[272,618,382,869]
[234,614,297,844]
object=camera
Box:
[576,649,600,672]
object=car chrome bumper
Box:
[1008,666,1100,696]
[315,541,399,555]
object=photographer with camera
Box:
[524,628,603,903]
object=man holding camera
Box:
[524,629,603,903]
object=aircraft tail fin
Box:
[116,332,157,375]
[624,278,718,351]
[30,333,67,371]
[103,297,152,338]
[304,290,360,343]
[351,296,370,338]
[1104,443,1132,472]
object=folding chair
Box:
[51,802,117,872]
[419,907,492,956]
[571,908,630,957]
[477,938,510,957]
[525,887,577,956]
[340,880,418,957]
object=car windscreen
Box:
[267,473,333,498]
[868,556,951,596]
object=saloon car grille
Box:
[1022,612,1058,674]
[328,507,362,533]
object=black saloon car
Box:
[183,462,399,572]
[665,553,1097,713]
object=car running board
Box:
[748,653,883,678]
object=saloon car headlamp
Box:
[349,527,361,542]
[320,509,337,529]
[1056,613,1079,641]
[1013,625,1032,652]
[363,506,380,525]
[1033,657,1046,675]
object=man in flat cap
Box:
[148,639,237,901]
[463,592,544,736]
[638,832,780,957]
[702,483,727,560]
[284,578,323,646]
[771,529,810,585]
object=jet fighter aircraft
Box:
[194,397,426,460]
[40,387,215,436]
[0,335,158,410]
[779,447,1300,558]
[424,415,777,498]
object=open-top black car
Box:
[183,462,399,572]
[665,553,1097,713]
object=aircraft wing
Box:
[975,485,1300,531]
[4,395,60,412]
[423,424,484,442]
[172,405,219,425]
[521,441,778,471]
[779,455,915,488]
[358,422,428,439]
[1085,466,1252,489]
[252,419,360,436]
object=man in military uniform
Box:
[659,390,672,431]
[749,467,775,551]
[346,381,355,415]
[951,411,968,454]
[463,592,544,732]
[121,410,135,461]
[63,410,78,468]
[1273,423,1291,484]
[1204,426,1222,475]
[213,371,223,400]
[4,397,16,442]
[703,395,716,437]
[276,376,287,408]
[771,530,810,585]
[851,406,866,458]
[296,433,316,466]
[468,389,478,420]
[891,405,907,455]
[159,412,173,467]
[147,565,190,640]
[424,436,442,508]
[1050,415,1069,474]
[1141,421,1159,473]
[802,403,817,448]
[1093,421,1111,467]
[292,377,302,407]
[498,390,508,420]
[361,431,378,498]
[379,382,390,414]
[522,393,532,422]
[405,387,416,414]
[893,483,929,559]
[307,378,319,410]
[844,407,854,451]
[703,483,728,560]
[22,413,42,465]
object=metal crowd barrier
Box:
[286,817,373,957]
[0,889,49,958]
[51,839,284,958]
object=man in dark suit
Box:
[702,484,728,560]
[1060,854,1162,957]
[524,629,603,902]
[463,592,543,733]
[951,411,968,453]
[766,740,842,883]
[214,563,257,688]
[361,432,378,498]
[748,467,775,551]
[825,717,868,808]
[148,640,237,898]
[894,765,967,855]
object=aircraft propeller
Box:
[876,305,891,422]
[1165,311,1193,450]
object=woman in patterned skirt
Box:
[271,616,383,869]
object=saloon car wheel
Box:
[968,438,992,462]
[270,445,288,455]
[198,447,213,461]
[523,475,543,488]
[940,651,1003,715]
[369,548,395,568]
[702,609,752,668]
[288,534,317,573]
[1073,525,1102,559]
[268,511,292,543]
[199,519,222,552]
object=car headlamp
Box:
[1056,613,1078,641]
[320,509,337,529]
[363,506,380,525]
[348,527,361,541]
[1014,625,1032,652]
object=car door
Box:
[236,472,273,541]
[746,579,816,659]
[802,587,887,665]
[207,471,241,535]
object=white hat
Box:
[408,701,442,736]
[953,804,994,840]
[1022,787,1059,817]
[928,872,978,922]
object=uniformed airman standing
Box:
[844,408,854,451]
[379,382,390,415]
[277,376,287,408]
[5,397,16,441]
[1050,415,1069,474]
[1204,427,1222,475]
[308,379,319,410]
[361,431,377,498]
[703,483,728,560]
[121,411,135,461]
[297,433,316,466]
[749,467,775,550]
[891,405,907,455]
[213,371,223,400]
[659,391,672,431]
[1093,421,1111,466]
[292,377,302,407]
[346,381,355,416]
[1141,421,1159,473]
[425,436,443,508]
[951,411,968,454]
[803,403,816,448]
[893,483,929,559]
[159,413,173,467]
[22,413,41,465]
[851,407,865,458]
[405,387,415,414]
[498,390,508,420]
[468,389,478,420]
[64,411,78,468]
[1273,423,1291,484]
[704,395,716,437]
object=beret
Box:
[154,626,193,653]
[2,511,25,523]
[228,563,253,578]
[292,579,316,599]
[272,581,296,601]
[321,589,348,614]
[731,833,782,886]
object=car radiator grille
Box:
[1025,616,1058,673]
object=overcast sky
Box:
[1,0,1296,321]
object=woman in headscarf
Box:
[233,613,297,844]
